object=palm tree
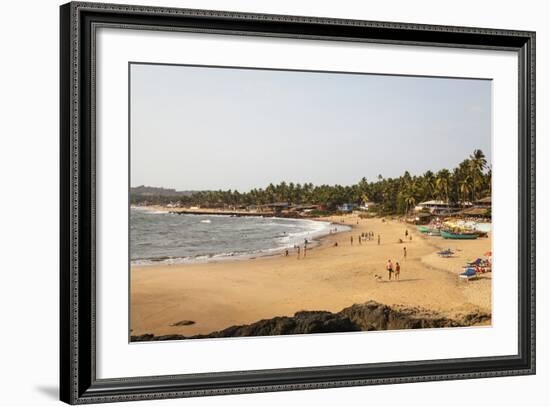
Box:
[422,170,436,200]
[435,169,451,202]
[405,194,416,214]
[469,149,487,201]
[459,180,470,208]
[470,149,487,169]
[132,151,493,215]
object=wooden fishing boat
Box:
[417,226,430,233]
[440,230,478,240]
[417,225,441,235]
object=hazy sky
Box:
[130,63,491,191]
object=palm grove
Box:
[131,150,490,215]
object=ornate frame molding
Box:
[60,2,535,404]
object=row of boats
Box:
[416,225,488,240]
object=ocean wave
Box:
[131,216,350,265]
[276,221,349,246]
[131,207,170,215]
[131,249,266,266]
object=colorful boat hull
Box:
[440,230,478,240]
[417,226,440,235]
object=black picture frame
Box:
[60,1,536,404]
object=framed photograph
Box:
[60,1,535,404]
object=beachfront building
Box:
[259,202,291,213]
[414,200,451,213]
[290,204,320,215]
[459,197,491,219]
[474,196,491,208]
[459,207,491,219]
[413,212,433,225]
[337,203,357,213]
[358,201,377,211]
[414,200,471,215]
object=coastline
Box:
[131,214,492,337]
[131,205,351,265]
[132,204,300,218]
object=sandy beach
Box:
[130,214,492,337]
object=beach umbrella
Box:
[484,251,492,257]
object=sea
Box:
[130,207,350,265]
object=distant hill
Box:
[130,186,198,197]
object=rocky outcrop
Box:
[131,301,491,342]
[340,302,490,330]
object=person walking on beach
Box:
[350,236,354,245]
[405,229,408,238]
[403,246,407,259]
[378,234,381,245]
[386,259,393,280]
[358,235,362,245]
[395,262,401,280]
[297,245,301,259]
[303,244,307,258]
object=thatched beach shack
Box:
[415,200,452,214]
[414,200,472,216]
[259,202,291,213]
[474,196,491,208]
[412,212,434,225]
[458,207,491,220]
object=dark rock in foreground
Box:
[340,302,490,331]
[170,320,195,327]
[131,301,491,342]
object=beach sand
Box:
[130,215,492,337]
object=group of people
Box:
[386,259,401,280]
[286,226,408,274]
[351,231,379,246]
[287,238,310,259]
[399,228,413,243]
[361,231,375,241]
[384,230,410,281]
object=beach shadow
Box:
[35,385,58,400]
[377,278,423,283]
[397,278,423,282]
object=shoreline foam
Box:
[130,208,351,265]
